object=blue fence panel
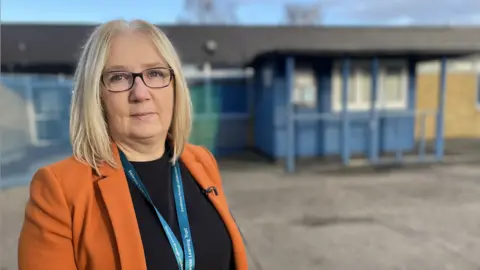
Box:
[187,70,253,157]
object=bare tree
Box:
[177,0,238,25]
[284,2,323,25]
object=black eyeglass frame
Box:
[101,67,175,92]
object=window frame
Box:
[293,66,317,108]
[331,59,409,112]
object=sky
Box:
[1,0,480,26]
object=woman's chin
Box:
[129,127,165,141]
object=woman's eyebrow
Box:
[141,62,167,69]
[104,65,129,72]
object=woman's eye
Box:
[109,74,127,82]
[148,71,163,78]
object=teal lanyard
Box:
[119,150,195,270]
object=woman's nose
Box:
[130,76,151,101]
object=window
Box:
[379,65,406,108]
[293,68,317,108]
[355,64,372,104]
[332,60,408,111]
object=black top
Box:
[127,150,234,270]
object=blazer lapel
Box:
[181,147,248,270]
[97,145,147,270]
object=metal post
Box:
[25,76,39,145]
[406,59,422,161]
[341,57,351,166]
[419,112,427,160]
[246,67,255,115]
[0,73,3,183]
[246,67,255,148]
[203,62,213,114]
[0,128,2,183]
[286,56,296,173]
[435,56,447,161]
[369,57,379,164]
[395,117,403,162]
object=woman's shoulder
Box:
[183,143,221,184]
[184,143,218,167]
[29,155,99,200]
[40,155,95,181]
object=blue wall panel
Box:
[379,116,414,152]
[262,56,417,159]
[253,61,275,156]
[273,76,287,158]
[322,120,369,155]
[189,77,250,156]
[214,78,249,156]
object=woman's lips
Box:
[131,112,156,120]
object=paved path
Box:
[223,163,480,270]
[3,162,480,269]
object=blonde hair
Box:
[70,19,192,172]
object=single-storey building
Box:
[2,23,480,172]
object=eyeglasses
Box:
[101,67,174,92]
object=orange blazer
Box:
[18,143,248,270]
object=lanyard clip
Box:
[203,186,218,196]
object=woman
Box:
[18,19,248,270]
